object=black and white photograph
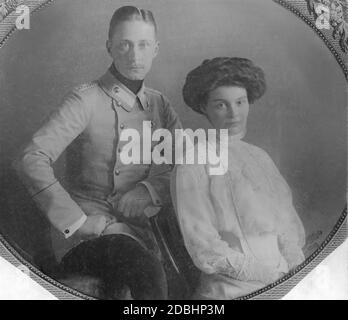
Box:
[0,0,347,300]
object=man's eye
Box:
[118,42,130,51]
[138,41,150,49]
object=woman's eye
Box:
[237,98,248,106]
[236,99,247,107]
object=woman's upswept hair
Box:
[108,6,157,39]
[182,57,267,114]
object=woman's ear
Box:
[200,104,207,116]
[106,40,111,55]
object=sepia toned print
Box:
[0,0,346,300]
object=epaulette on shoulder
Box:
[145,87,163,97]
[74,81,98,93]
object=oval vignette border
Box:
[0,0,347,300]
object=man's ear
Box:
[153,41,160,58]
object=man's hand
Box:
[76,215,108,240]
[118,185,153,219]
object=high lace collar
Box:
[228,130,246,145]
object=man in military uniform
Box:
[14,6,182,299]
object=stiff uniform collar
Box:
[98,70,149,112]
[109,63,143,95]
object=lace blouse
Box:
[171,136,305,299]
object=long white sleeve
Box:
[250,145,306,268]
[171,165,244,277]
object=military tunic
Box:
[14,68,182,262]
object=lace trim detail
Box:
[199,252,244,278]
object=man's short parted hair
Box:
[108,6,158,39]
[182,57,267,115]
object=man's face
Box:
[107,20,159,81]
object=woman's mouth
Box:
[226,120,240,126]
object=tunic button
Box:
[115,170,120,176]
[113,86,120,93]
[64,229,70,235]
[120,124,125,130]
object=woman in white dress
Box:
[171,57,306,299]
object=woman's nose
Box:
[227,104,239,118]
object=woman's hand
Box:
[279,238,305,271]
[236,255,281,284]
[284,248,305,271]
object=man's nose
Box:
[128,45,142,62]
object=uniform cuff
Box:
[63,214,87,239]
[138,181,162,207]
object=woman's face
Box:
[204,86,249,136]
